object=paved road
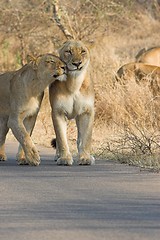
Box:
[0,141,160,240]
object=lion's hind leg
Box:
[0,116,9,161]
[16,144,27,165]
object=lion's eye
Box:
[65,50,72,55]
[46,60,55,64]
[81,50,86,55]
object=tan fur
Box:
[0,54,66,165]
[49,40,95,165]
[116,62,160,96]
[136,47,160,66]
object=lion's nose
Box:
[72,61,82,67]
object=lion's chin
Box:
[68,66,83,72]
[56,74,67,82]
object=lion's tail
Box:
[51,138,56,149]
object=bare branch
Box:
[18,33,25,66]
[51,0,74,40]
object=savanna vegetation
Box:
[0,0,160,170]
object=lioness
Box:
[0,54,66,166]
[116,62,160,96]
[135,47,160,67]
[49,40,95,165]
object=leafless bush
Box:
[97,124,160,171]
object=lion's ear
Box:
[34,55,43,68]
[26,55,36,64]
[84,40,95,50]
[27,54,41,70]
[26,54,37,70]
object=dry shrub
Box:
[97,125,160,171]
[95,75,160,170]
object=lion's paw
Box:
[0,154,7,161]
[78,155,95,165]
[17,158,29,165]
[25,148,40,166]
[57,156,73,166]
[54,154,60,162]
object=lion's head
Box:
[28,54,67,82]
[59,40,90,73]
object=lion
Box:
[0,54,66,166]
[116,62,160,96]
[49,40,95,166]
[135,47,160,66]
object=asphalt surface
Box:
[0,140,160,240]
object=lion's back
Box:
[136,47,160,66]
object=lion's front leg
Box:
[76,111,95,165]
[8,114,40,166]
[16,110,41,165]
[52,112,73,165]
